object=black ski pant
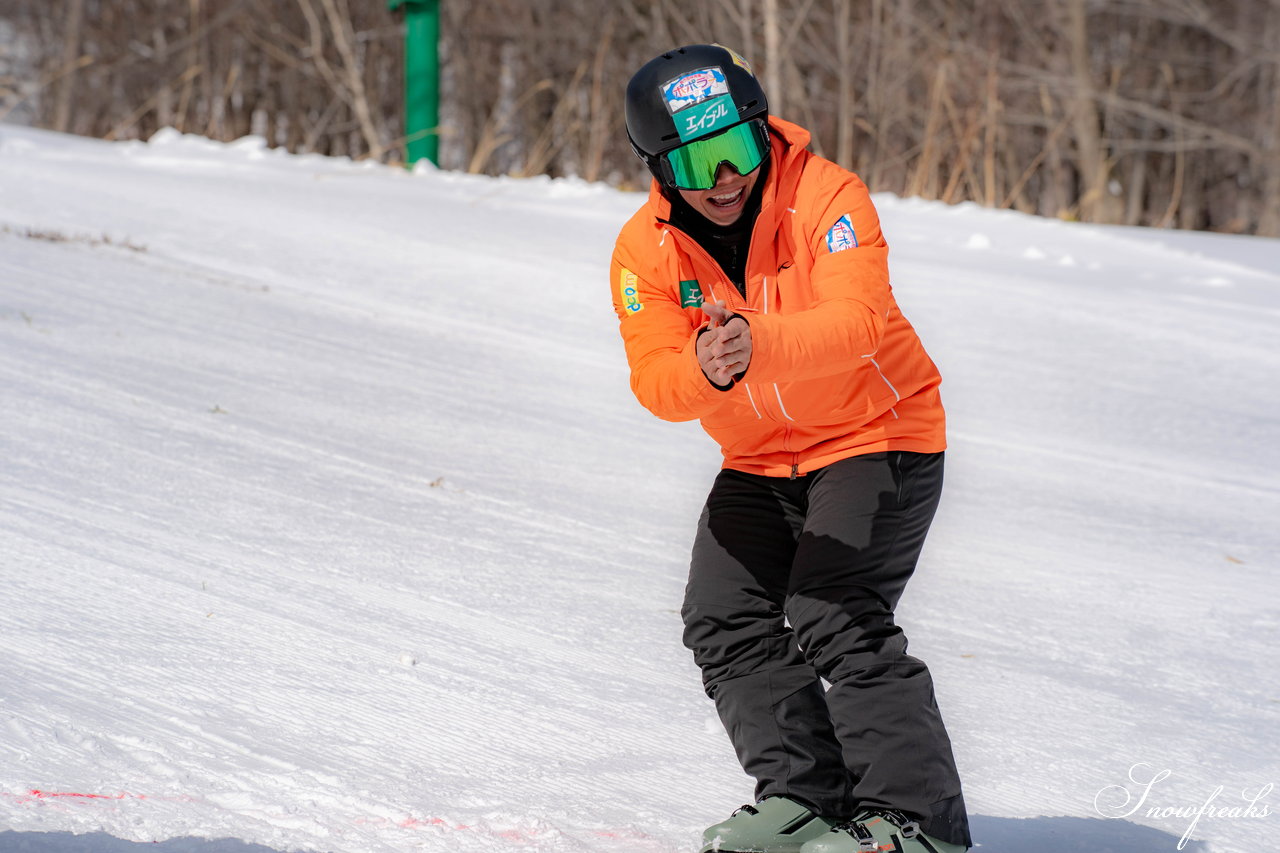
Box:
[681,451,971,847]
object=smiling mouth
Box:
[708,187,745,208]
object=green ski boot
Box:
[799,809,968,853]
[699,796,837,852]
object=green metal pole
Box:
[390,0,440,166]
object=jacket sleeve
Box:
[609,249,729,423]
[745,174,892,383]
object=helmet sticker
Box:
[825,215,859,253]
[715,44,754,74]
[674,94,736,142]
[661,67,729,114]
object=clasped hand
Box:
[697,301,752,387]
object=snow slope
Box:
[0,125,1276,853]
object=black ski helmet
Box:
[625,44,769,183]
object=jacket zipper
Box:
[667,220,800,475]
[662,225,748,313]
[762,270,801,478]
[661,206,809,479]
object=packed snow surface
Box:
[0,125,1276,853]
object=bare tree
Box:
[3,0,1277,234]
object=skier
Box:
[609,45,972,853]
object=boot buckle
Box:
[850,821,878,852]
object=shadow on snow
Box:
[0,832,311,853]
[969,814,1208,852]
[0,815,1210,853]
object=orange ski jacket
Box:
[610,117,946,477]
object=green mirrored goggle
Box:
[662,119,769,190]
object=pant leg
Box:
[784,452,971,847]
[681,468,852,818]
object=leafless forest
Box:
[3,0,1278,234]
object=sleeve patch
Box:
[618,267,644,315]
[825,215,858,253]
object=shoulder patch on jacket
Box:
[825,214,858,253]
[618,267,644,315]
